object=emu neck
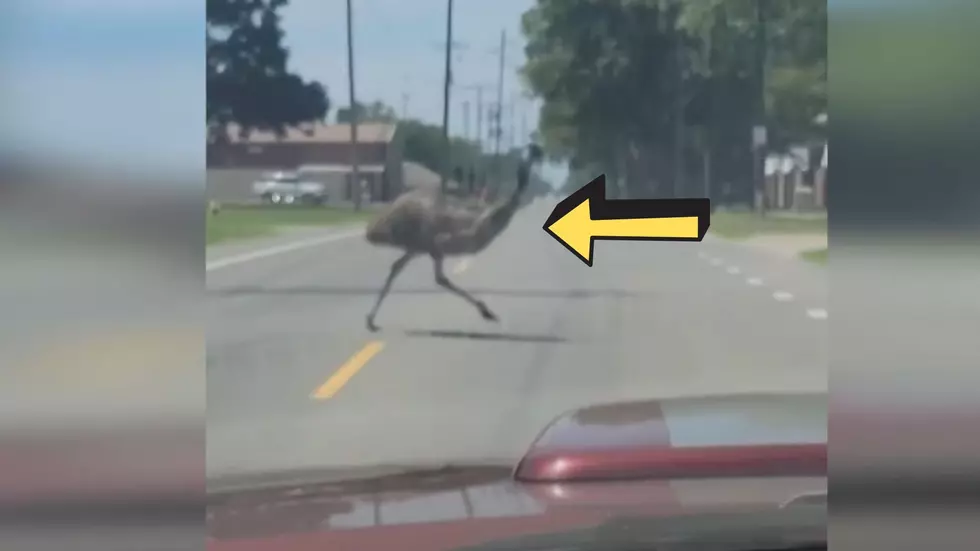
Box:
[469,180,526,251]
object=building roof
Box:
[222,122,398,144]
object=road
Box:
[206,197,827,486]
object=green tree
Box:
[675,0,827,149]
[400,119,478,175]
[398,118,551,198]
[206,0,329,141]
[336,101,399,123]
[521,0,826,203]
[521,0,680,198]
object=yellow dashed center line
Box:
[311,340,385,400]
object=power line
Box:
[439,0,454,194]
[457,84,492,149]
[521,106,527,148]
[508,92,516,151]
[493,30,506,179]
[345,0,361,210]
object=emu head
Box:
[515,143,544,194]
[526,143,544,165]
[465,144,546,253]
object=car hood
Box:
[207,392,827,551]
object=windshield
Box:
[206,0,827,544]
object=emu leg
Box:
[367,252,414,331]
[432,255,498,322]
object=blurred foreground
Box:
[0,164,204,550]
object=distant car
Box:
[252,171,327,205]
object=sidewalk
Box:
[737,233,827,259]
[205,224,365,264]
[765,211,827,221]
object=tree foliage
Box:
[521,0,826,201]
[398,117,551,198]
[675,0,826,146]
[336,101,398,124]
[207,0,329,141]
[521,0,686,197]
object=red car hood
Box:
[207,392,827,551]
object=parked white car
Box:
[251,171,327,205]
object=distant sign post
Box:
[752,125,768,213]
[752,125,768,149]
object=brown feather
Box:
[365,145,540,256]
[362,143,542,330]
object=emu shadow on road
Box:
[402,329,567,343]
[210,286,637,301]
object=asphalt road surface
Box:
[206,197,827,486]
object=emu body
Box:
[363,145,543,331]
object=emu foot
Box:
[477,302,499,322]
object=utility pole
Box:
[520,106,527,148]
[457,84,490,194]
[703,148,712,199]
[440,0,454,194]
[346,0,361,211]
[493,30,506,180]
[462,100,470,141]
[508,93,516,152]
[474,88,483,193]
[487,105,495,143]
[673,26,686,198]
[702,18,714,203]
[458,84,489,148]
[754,0,769,213]
[401,92,409,119]
[460,85,488,195]
[475,87,484,152]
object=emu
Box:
[363,144,543,331]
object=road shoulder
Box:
[735,233,828,260]
[206,224,365,269]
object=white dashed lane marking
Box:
[700,251,825,320]
[206,229,363,271]
[772,291,795,302]
[806,308,828,320]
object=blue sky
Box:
[3,0,564,182]
[282,0,536,127]
[4,0,202,176]
[0,0,923,182]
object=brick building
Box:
[207,122,404,203]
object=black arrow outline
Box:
[543,174,711,267]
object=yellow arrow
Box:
[543,174,710,267]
